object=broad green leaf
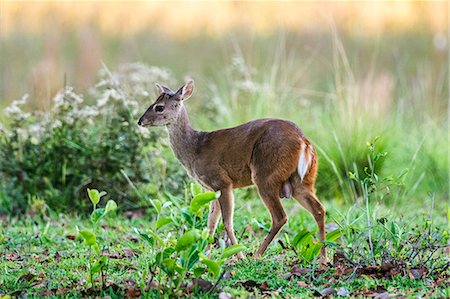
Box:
[220,244,245,260]
[193,267,206,278]
[175,229,200,252]
[156,217,173,230]
[105,200,117,214]
[135,228,163,245]
[190,182,203,197]
[181,208,194,226]
[93,243,100,255]
[186,249,200,270]
[325,229,343,242]
[87,189,107,206]
[302,242,323,262]
[91,255,107,273]
[79,229,97,246]
[90,208,105,223]
[292,229,312,247]
[175,265,185,275]
[200,254,220,279]
[154,199,162,214]
[189,192,217,214]
[161,258,177,276]
[87,188,100,206]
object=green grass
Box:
[1,191,449,298]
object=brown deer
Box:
[138,80,327,262]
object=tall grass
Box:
[191,31,448,205]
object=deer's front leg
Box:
[206,199,221,256]
[218,186,245,260]
[207,199,221,237]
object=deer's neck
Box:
[166,107,199,169]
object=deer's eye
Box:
[155,105,165,112]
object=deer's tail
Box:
[297,141,314,181]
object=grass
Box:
[1,195,449,298]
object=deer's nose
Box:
[137,119,143,126]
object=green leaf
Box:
[193,267,206,278]
[156,217,173,230]
[175,229,200,252]
[189,192,217,214]
[79,229,97,246]
[325,229,343,242]
[292,229,312,248]
[135,228,163,245]
[186,249,200,270]
[90,208,105,223]
[105,200,117,214]
[303,242,323,262]
[153,199,162,214]
[200,254,220,279]
[91,255,107,273]
[161,258,176,276]
[87,188,100,206]
[220,244,245,260]
[93,243,100,255]
[190,182,203,197]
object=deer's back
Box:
[192,118,304,190]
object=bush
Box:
[0,63,187,214]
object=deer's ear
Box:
[176,80,194,101]
[155,83,173,95]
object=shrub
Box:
[0,63,186,214]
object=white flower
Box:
[137,126,150,138]
[4,105,22,116]
[51,119,62,129]
[4,94,30,118]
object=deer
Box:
[138,80,327,262]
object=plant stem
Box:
[364,184,374,262]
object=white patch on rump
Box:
[297,143,312,181]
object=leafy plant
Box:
[0,64,181,214]
[285,228,343,264]
[78,188,117,288]
[136,185,245,295]
[349,137,407,261]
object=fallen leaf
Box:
[66,234,76,240]
[219,292,232,299]
[373,292,390,299]
[291,266,311,277]
[123,248,135,258]
[126,287,141,298]
[187,278,213,292]
[408,267,427,279]
[18,273,36,282]
[297,281,310,287]
[259,281,269,291]
[144,279,158,292]
[320,287,336,296]
[337,287,350,297]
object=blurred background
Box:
[0,1,448,213]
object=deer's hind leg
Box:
[292,176,327,263]
[254,182,288,258]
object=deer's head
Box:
[138,80,194,127]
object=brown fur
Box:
[138,80,327,261]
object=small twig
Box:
[208,269,227,294]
